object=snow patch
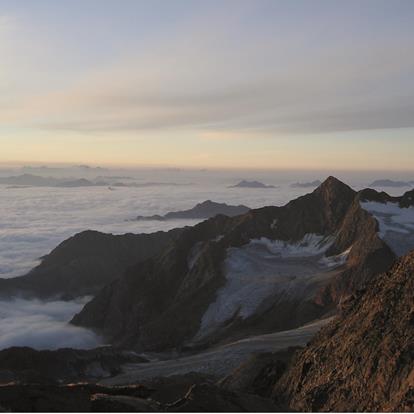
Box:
[194,234,335,340]
[361,201,414,256]
[187,242,204,270]
[270,219,278,230]
[319,247,351,268]
[249,234,334,258]
[212,234,224,242]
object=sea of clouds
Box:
[0,171,318,279]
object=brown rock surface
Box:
[274,250,414,412]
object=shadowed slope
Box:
[0,229,182,299]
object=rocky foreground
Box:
[274,250,414,412]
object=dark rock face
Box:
[229,180,276,188]
[136,200,250,221]
[0,229,182,299]
[273,176,356,241]
[400,189,414,208]
[0,346,147,384]
[73,177,392,351]
[274,250,414,412]
[71,216,233,350]
[316,196,396,305]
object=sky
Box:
[1,0,414,170]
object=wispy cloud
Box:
[1,2,414,135]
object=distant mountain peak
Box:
[229,180,276,189]
[197,200,215,206]
[136,200,250,221]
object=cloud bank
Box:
[0,168,322,279]
[0,297,101,350]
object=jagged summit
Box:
[314,176,355,197]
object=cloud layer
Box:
[1,1,414,135]
[0,297,101,350]
[0,168,329,279]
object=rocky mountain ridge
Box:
[0,228,183,299]
[72,177,409,351]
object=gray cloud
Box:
[3,5,414,136]
[0,297,101,350]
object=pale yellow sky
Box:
[2,128,414,171]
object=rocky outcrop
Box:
[218,347,299,398]
[274,250,414,412]
[136,200,250,221]
[0,229,182,299]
